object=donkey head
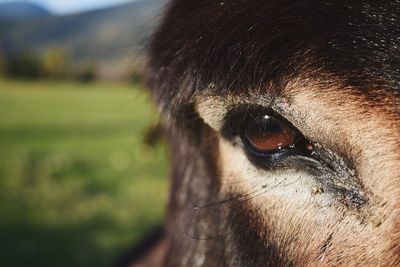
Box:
[147,1,400,266]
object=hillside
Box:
[0,0,165,79]
[0,2,51,20]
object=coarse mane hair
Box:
[148,0,400,113]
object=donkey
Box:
[146,0,400,266]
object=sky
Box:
[0,0,135,14]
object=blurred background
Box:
[0,0,168,266]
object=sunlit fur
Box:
[147,0,400,266]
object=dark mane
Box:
[147,0,400,112]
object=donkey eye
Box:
[221,106,313,165]
[244,114,298,154]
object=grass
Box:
[0,79,169,267]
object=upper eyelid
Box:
[195,95,276,133]
[221,105,288,137]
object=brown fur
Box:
[146,0,400,266]
[195,75,400,265]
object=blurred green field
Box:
[0,79,169,267]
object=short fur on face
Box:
[147,0,400,266]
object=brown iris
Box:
[244,114,297,153]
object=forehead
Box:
[148,0,400,111]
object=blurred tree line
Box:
[0,49,97,82]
